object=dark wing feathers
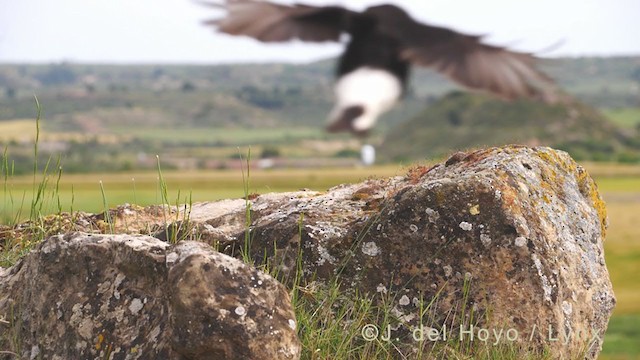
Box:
[205,1,352,42]
[206,1,556,101]
[390,22,555,100]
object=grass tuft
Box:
[240,147,254,264]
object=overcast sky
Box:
[1,0,638,64]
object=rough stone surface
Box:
[0,233,300,360]
[167,145,610,359]
[0,145,615,359]
[333,146,615,358]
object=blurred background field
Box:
[1,58,639,173]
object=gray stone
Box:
[145,145,611,359]
[0,233,300,360]
[334,146,615,358]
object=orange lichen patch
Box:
[351,183,387,212]
[459,147,495,164]
[576,166,608,237]
[534,148,607,237]
[535,148,577,181]
[351,187,375,201]
[542,150,605,229]
[95,333,105,350]
[405,165,435,184]
[497,184,520,212]
[444,151,468,166]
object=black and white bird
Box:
[204,0,556,136]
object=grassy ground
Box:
[107,126,329,145]
[1,163,639,358]
[1,166,405,222]
[600,196,640,359]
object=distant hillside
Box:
[0,56,639,131]
[379,92,640,163]
[0,57,639,172]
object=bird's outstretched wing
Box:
[380,17,556,101]
[203,0,356,42]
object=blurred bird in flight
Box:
[203,0,556,136]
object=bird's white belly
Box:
[331,67,402,131]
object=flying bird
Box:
[204,0,556,136]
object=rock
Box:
[334,146,615,358]
[145,145,610,359]
[0,233,300,360]
[0,145,615,359]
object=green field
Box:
[1,166,405,221]
[107,126,330,145]
[601,197,640,359]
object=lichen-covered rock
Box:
[140,145,611,359]
[335,146,615,358]
[0,233,300,360]
[0,145,615,359]
[167,241,300,359]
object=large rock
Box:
[0,233,300,360]
[336,146,615,357]
[0,145,615,359]
[154,145,612,358]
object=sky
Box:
[0,0,639,64]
